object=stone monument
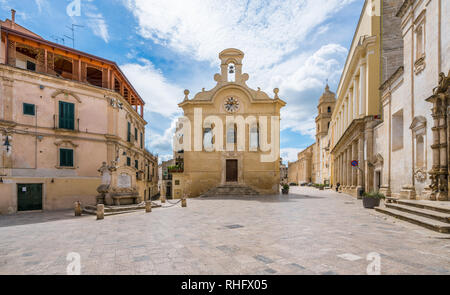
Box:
[96,162,140,206]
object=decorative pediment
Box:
[51,89,82,103]
[373,153,384,165]
[410,116,426,131]
[54,140,78,148]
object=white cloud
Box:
[34,0,48,13]
[125,0,355,74]
[85,12,110,43]
[120,59,184,117]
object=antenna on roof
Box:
[64,24,84,49]
[51,35,65,45]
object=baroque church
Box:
[170,49,286,198]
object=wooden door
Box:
[17,184,43,211]
[226,160,238,182]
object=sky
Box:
[0,0,365,163]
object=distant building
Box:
[279,158,288,183]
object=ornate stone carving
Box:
[426,71,450,201]
[414,168,427,183]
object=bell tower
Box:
[216,48,249,84]
[315,84,336,141]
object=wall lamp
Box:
[3,136,11,152]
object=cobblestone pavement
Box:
[0,187,449,275]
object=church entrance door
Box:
[226,160,238,182]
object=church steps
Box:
[201,185,260,197]
[375,201,450,234]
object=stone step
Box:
[375,207,450,234]
[396,200,450,214]
[385,203,450,223]
[202,185,260,197]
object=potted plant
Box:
[281,184,289,194]
[362,192,384,209]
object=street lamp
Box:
[3,135,11,152]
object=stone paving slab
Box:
[0,187,449,275]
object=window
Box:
[135,160,139,170]
[127,122,131,142]
[59,101,75,130]
[327,106,331,113]
[175,180,180,186]
[60,148,74,167]
[23,103,35,116]
[140,132,143,149]
[127,157,131,167]
[416,135,425,168]
[416,25,424,59]
[227,125,236,144]
[27,60,36,71]
[203,128,213,150]
[392,110,404,151]
[135,128,138,142]
[250,125,259,150]
[86,67,103,88]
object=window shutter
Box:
[59,101,75,130]
[127,122,131,142]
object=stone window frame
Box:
[392,109,404,152]
[414,10,426,75]
[410,116,427,170]
[54,140,78,169]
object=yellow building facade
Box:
[0,14,158,214]
[173,49,286,198]
[329,0,404,197]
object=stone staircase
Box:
[375,199,450,234]
[201,184,260,197]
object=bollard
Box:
[96,204,104,220]
[74,201,82,216]
[145,200,152,213]
[161,195,166,204]
[181,198,187,208]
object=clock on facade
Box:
[224,97,240,113]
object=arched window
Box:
[227,124,236,144]
[328,106,331,113]
[203,128,213,150]
[228,63,236,82]
[250,124,259,150]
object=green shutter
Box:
[127,157,131,166]
[140,132,143,149]
[135,128,138,142]
[135,160,139,169]
[60,149,74,167]
[59,101,75,130]
[127,122,131,142]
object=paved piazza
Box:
[0,187,449,275]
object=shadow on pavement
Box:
[0,210,90,228]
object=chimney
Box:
[11,9,16,24]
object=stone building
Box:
[329,0,404,197]
[314,85,336,185]
[288,144,315,185]
[376,0,449,200]
[0,11,157,214]
[280,158,288,183]
[172,48,286,197]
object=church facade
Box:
[172,49,286,198]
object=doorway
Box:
[226,160,238,182]
[375,171,381,192]
[17,184,43,211]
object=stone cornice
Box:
[396,0,413,18]
[380,66,404,92]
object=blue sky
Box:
[0,0,365,163]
